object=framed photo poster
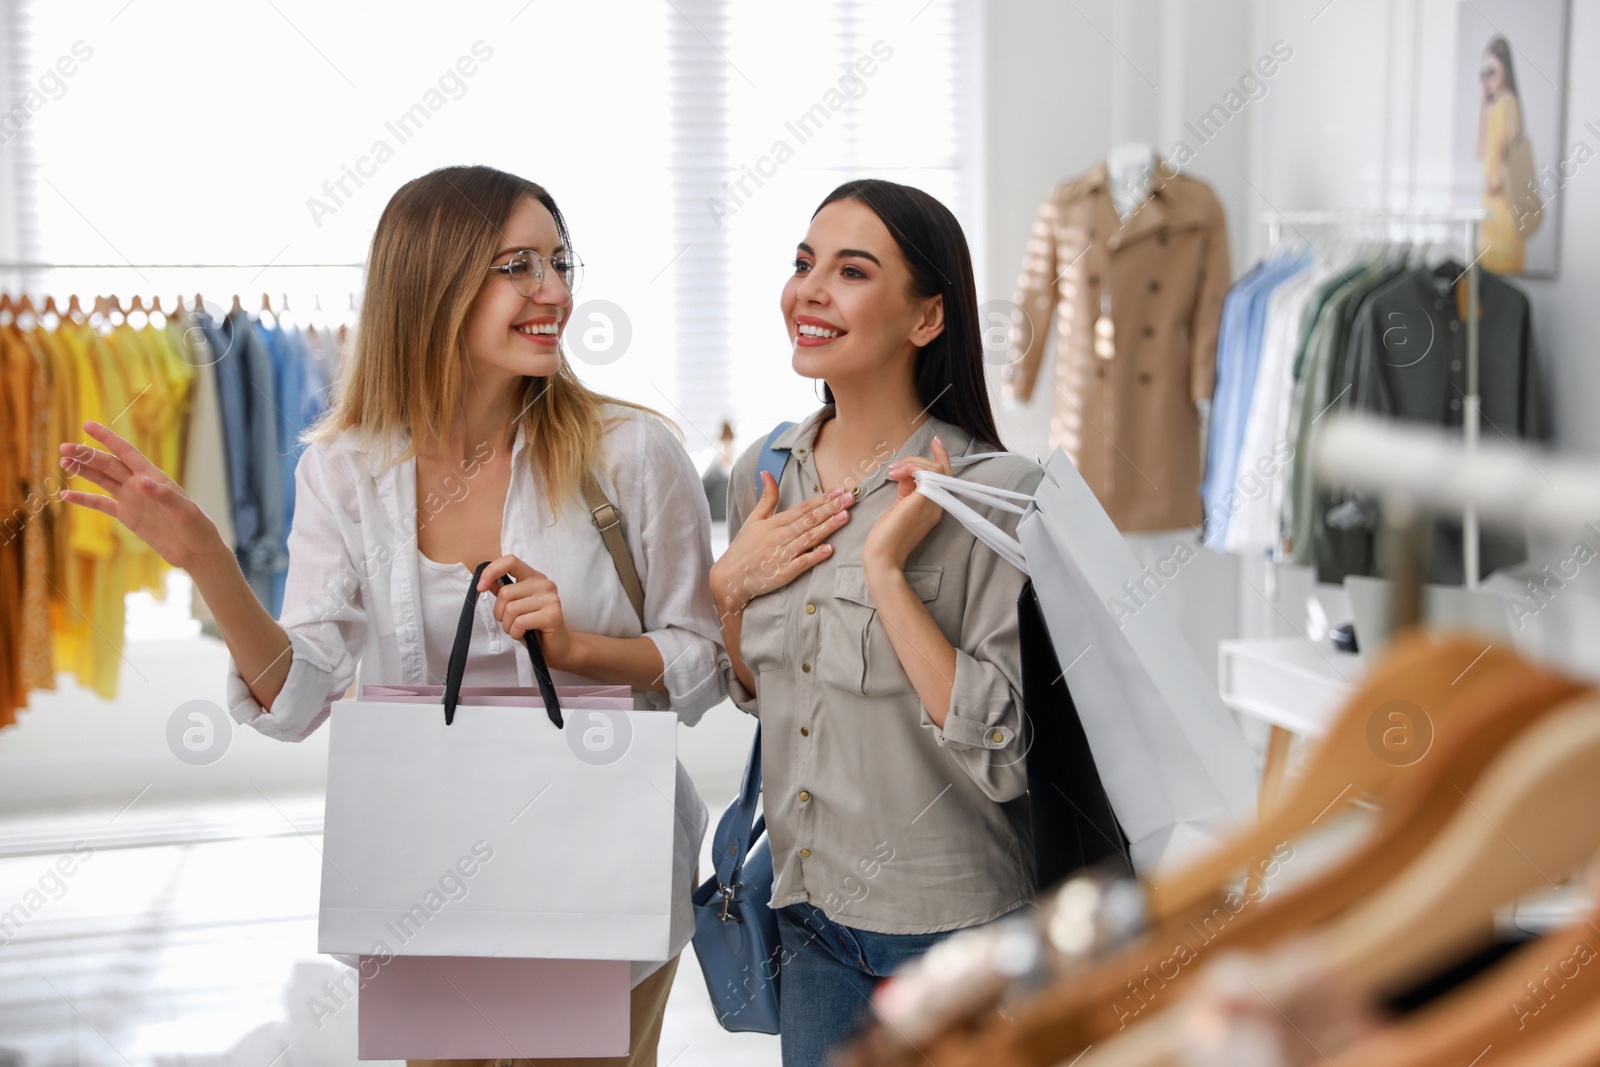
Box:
[1452,0,1572,279]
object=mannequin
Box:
[1010,146,1229,532]
[1107,141,1157,220]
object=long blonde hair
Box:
[308,165,666,509]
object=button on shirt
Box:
[725,409,1042,935]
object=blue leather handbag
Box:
[690,422,794,1034]
[691,724,781,1032]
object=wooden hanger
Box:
[127,294,147,326]
[1323,694,1600,996]
[230,293,243,315]
[0,292,14,327]
[1495,996,1600,1067]
[41,294,61,328]
[1074,695,1600,1067]
[848,634,1573,1067]
[1325,903,1600,1067]
[66,294,85,324]
[1146,630,1520,925]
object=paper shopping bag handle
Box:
[442,561,564,729]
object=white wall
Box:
[981,0,1256,673]
[983,0,1600,652]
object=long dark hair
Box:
[814,179,1003,450]
[1485,35,1519,98]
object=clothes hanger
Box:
[951,650,1583,1067]
[126,293,148,328]
[66,294,85,324]
[1143,631,1514,926]
[847,635,1577,1067]
[41,294,61,329]
[1324,901,1600,1067]
[1495,994,1600,1067]
[1321,694,1600,997]
[230,293,243,315]
[1076,694,1600,1067]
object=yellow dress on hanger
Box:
[1480,91,1526,275]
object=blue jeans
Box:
[775,901,959,1067]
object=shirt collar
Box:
[777,405,979,500]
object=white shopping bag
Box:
[317,689,678,962]
[915,449,1256,872]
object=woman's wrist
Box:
[186,538,242,590]
[709,566,749,618]
[545,629,588,676]
[862,550,909,597]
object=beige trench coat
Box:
[1010,162,1229,532]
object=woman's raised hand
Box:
[710,473,855,615]
[58,421,227,572]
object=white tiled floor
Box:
[0,796,781,1067]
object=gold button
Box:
[800,726,810,737]
[812,484,820,492]
[805,603,816,614]
[801,661,811,673]
[851,486,861,497]
[799,790,811,802]
[991,730,1005,743]
[796,448,808,456]
[799,848,811,858]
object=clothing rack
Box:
[1263,208,1487,588]
[1314,412,1596,635]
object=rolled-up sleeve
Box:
[917,463,1043,802]
[226,446,364,743]
[627,416,728,726]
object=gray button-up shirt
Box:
[725,408,1042,934]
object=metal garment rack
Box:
[1314,414,1600,629]
[1263,208,1487,589]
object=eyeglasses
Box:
[488,249,584,297]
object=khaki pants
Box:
[407,953,681,1067]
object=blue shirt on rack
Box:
[1202,253,1310,546]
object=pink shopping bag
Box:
[356,954,630,1059]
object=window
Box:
[4,0,980,469]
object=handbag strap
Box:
[706,422,797,888]
[712,723,765,888]
[443,560,563,729]
[580,473,646,630]
[754,422,796,492]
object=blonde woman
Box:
[57,165,725,1067]
[1477,34,1530,273]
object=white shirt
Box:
[1223,260,1334,555]
[416,553,522,685]
[226,406,726,986]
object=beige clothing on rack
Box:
[1011,161,1230,532]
